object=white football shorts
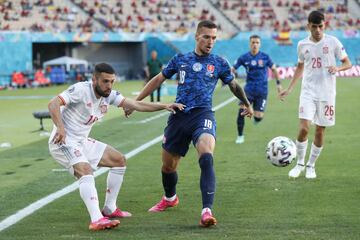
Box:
[49,137,107,174]
[298,97,336,127]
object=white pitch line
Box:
[123,111,169,124]
[124,97,237,125]
[138,111,169,123]
[212,96,236,111]
[0,97,236,232]
[0,135,163,232]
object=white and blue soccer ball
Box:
[266,136,297,167]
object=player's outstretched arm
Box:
[231,67,240,79]
[271,64,282,94]
[123,73,166,118]
[48,97,66,144]
[137,72,166,101]
[228,79,253,118]
[121,98,185,114]
[279,62,304,101]
[326,56,352,74]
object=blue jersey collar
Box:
[193,51,210,58]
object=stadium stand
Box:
[0,0,104,32]
[210,0,360,31]
[1,0,237,35]
[71,0,202,33]
[69,0,239,37]
[0,0,359,87]
[1,0,358,33]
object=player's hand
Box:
[241,105,253,118]
[326,66,338,75]
[165,103,185,114]
[123,108,134,118]
[279,89,290,101]
[51,128,66,145]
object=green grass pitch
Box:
[0,78,359,239]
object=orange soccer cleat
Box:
[88,217,120,231]
[199,209,217,227]
[148,196,179,212]
[102,207,132,218]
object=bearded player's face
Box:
[93,72,115,98]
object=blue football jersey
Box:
[233,51,274,95]
[162,52,234,112]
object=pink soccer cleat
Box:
[88,217,120,231]
[102,207,132,218]
[148,196,179,212]
[199,209,217,227]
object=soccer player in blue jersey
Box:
[125,20,253,227]
[232,35,282,144]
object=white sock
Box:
[79,175,103,222]
[296,139,308,166]
[307,142,323,167]
[104,167,126,212]
[201,207,212,215]
[165,194,177,201]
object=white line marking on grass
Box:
[212,97,236,111]
[124,96,237,125]
[0,97,236,232]
[0,136,163,232]
[51,169,68,172]
[138,112,169,123]
[123,111,169,124]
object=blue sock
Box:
[237,109,245,136]
[162,171,177,198]
[199,153,215,209]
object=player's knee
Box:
[199,153,213,169]
[116,154,126,167]
[299,125,309,136]
[162,164,176,173]
[73,163,93,179]
[315,126,325,139]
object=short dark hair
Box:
[94,63,115,78]
[196,20,217,33]
[308,10,325,24]
[250,35,261,40]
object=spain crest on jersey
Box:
[323,46,329,54]
[74,149,82,157]
[100,104,108,114]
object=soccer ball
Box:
[266,136,297,167]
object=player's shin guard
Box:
[237,109,245,136]
[104,167,126,212]
[307,142,323,167]
[199,153,215,209]
[296,139,308,166]
[162,171,178,198]
[79,175,103,222]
